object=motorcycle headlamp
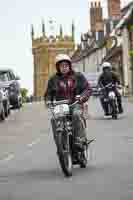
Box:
[108,91,115,99]
[53,104,69,118]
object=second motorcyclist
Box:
[98,62,123,116]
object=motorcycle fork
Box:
[61,118,71,153]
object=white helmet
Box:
[55,54,71,66]
[102,62,112,71]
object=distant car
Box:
[0,68,22,109]
[82,72,100,96]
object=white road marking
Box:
[0,136,44,163]
[27,138,41,147]
[1,154,14,162]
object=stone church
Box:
[31,22,75,98]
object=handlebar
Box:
[98,83,116,91]
[69,100,79,107]
[46,99,79,109]
[53,99,69,106]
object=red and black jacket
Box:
[44,70,91,103]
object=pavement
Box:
[0,98,133,200]
[128,96,133,103]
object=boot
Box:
[74,137,85,150]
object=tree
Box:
[20,88,28,103]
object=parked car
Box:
[82,72,100,96]
[0,68,22,109]
[0,89,5,121]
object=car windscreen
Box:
[0,72,9,82]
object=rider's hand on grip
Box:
[75,95,87,104]
[75,95,80,101]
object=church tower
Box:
[31,22,75,98]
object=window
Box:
[8,71,15,80]
[0,71,9,82]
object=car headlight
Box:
[0,87,8,99]
[0,87,6,94]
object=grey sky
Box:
[0,0,132,94]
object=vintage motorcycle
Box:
[99,83,122,119]
[48,99,91,177]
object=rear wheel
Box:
[80,146,88,168]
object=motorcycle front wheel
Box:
[111,100,118,120]
[56,132,72,177]
[58,152,72,177]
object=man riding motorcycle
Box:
[98,62,123,116]
[44,53,93,148]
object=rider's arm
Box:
[44,76,55,103]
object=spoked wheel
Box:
[111,100,118,120]
[56,132,72,177]
[58,152,72,177]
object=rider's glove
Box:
[79,96,88,103]
[75,95,88,104]
[75,95,80,101]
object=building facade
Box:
[72,37,106,74]
[120,4,133,94]
[103,2,133,95]
[31,22,75,98]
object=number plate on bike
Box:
[54,104,69,117]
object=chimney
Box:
[107,0,121,19]
[90,2,95,33]
[95,2,104,32]
[90,1,104,41]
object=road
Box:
[0,98,133,200]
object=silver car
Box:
[82,72,100,96]
[0,68,22,109]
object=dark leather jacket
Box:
[44,70,91,103]
[98,71,120,87]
